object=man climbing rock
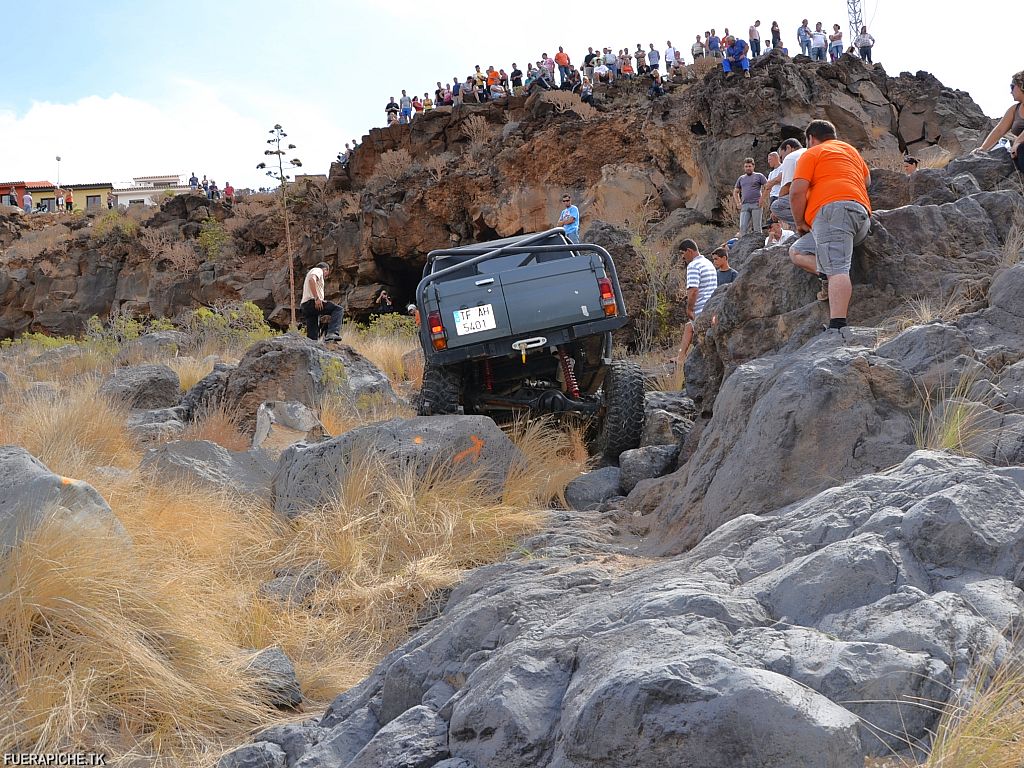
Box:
[675,239,718,368]
[788,119,871,333]
[300,261,344,342]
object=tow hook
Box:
[511,337,547,364]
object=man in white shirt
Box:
[664,41,677,69]
[300,261,344,341]
[675,238,718,368]
[761,150,783,207]
[764,220,795,246]
[770,138,807,227]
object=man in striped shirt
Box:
[675,238,719,369]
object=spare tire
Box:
[593,360,645,461]
[416,362,462,416]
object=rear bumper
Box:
[424,315,628,366]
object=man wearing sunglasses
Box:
[558,194,581,243]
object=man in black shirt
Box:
[510,63,524,94]
[385,97,399,122]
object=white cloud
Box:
[0,80,342,190]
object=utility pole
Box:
[848,0,864,45]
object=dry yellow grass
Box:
[0,378,136,476]
[0,335,588,765]
[181,402,251,452]
[340,323,421,386]
[924,645,1024,767]
[167,356,216,392]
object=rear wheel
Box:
[593,361,645,461]
[416,363,462,416]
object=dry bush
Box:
[1000,209,1024,268]
[913,371,1012,460]
[182,402,250,451]
[460,115,493,148]
[372,148,414,185]
[423,154,448,182]
[873,147,909,173]
[138,226,173,255]
[719,194,742,232]
[5,223,70,261]
[673,223,733,253]
[545,91,598,122]
[891,284,986,331]
[165,240,201,276]
[632,234,676,353]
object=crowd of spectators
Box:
[379,20,877,125]
[187,172,234,204]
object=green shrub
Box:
[92,209,138,239]
[365,313,417,338]
[84,313,146,355]
[198,217,228,260]
[0,332,78,351]
[181,301,274,352]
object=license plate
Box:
[453,304,496,335]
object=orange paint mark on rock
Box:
[60,477,74,485]
[413,435,424,444]
[454,434,485,464]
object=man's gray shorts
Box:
[790,200,870,276]
[770,195,794,225]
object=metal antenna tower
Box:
[848,0,865,43]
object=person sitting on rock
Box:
[721,36,750,79]
[648,71,666,99]
[788,119,872,334]
[581,77,595,104]
[764,219,795,247]
[770,138,806,227]
[973,70,1024,172]
[301,262,343,342]
[711,246,739,285]
[675,239,718,368]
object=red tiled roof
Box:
[25,181,55,189]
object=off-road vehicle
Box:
[413,228,644,460]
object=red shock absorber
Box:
[482,359,494,392]
[558,347,580,399]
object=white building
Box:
[112,174,191,207]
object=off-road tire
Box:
[416,362,462,416]
[593,360,645,461]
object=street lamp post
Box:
[56,156,61,188]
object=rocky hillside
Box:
[0,54,992,340]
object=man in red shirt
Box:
[223,182,235,204]
[788,119,871,333]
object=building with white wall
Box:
[112,174,190,207]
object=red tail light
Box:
[427,310,447,350]
[597,277,618,317]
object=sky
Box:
[0,1,1014,191]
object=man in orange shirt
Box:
[554,47,572,86]
[788,119,871,333]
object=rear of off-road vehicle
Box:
[414,229,644,460]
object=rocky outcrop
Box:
[220,451,1024,767]
[0,445,130,554]
[0,57,992,338]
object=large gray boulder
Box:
[0,445,129,554]
[346,706,448,768]
[179,361,235,420]
[273,451,1022,766]
[217,742,286,768]
[221,335,396,430]
[244,646,303,709]
[125,407,186,443]
[99,364,180,409]
[252,400,327,450]
[564,467,622,511]
[140,440,275,497]
[618,444,678,493]
[633,329,920,554]
[957,262,1024,367]
[272,415,523,518]
[114,330,189,364]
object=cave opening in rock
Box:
[690,122,707,135]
